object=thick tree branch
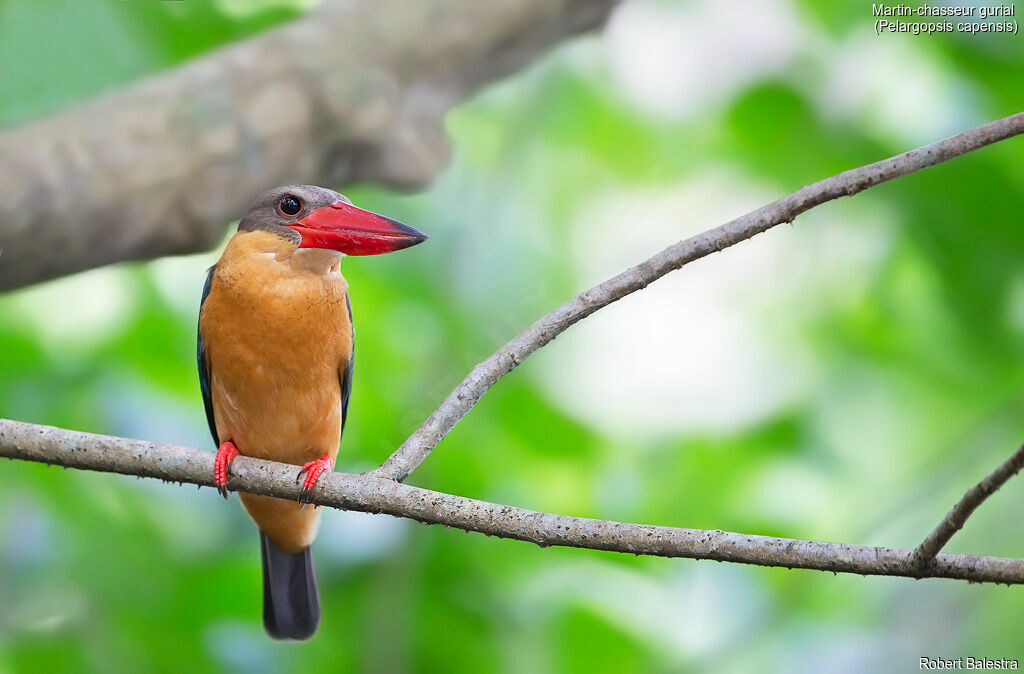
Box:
[3,419,1024,584]
[0,0,617,290]
[912,444,1024,570]
[375,111,1024,483]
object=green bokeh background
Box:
[2,1,1023,672]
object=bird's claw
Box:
[296,453,333,506]
[214,441,240,499]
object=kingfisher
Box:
[197,185,427,639]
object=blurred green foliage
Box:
[2,1,1024,672]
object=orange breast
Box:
[200,230,353,551]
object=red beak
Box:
[289,201,428,255]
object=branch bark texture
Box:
[912,444,1024,570]
[376,111,1024,482]
[0,0,617,290]
[4,418,1024,585]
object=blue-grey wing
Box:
[340,293,354,438]
[197,265,219,447]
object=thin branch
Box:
[0,0,618,290]
[6,117,1024,587]
[3,418,1024,584]
[375,111,1024,483]
[912,444,1024,570]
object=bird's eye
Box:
[279,195,302,216]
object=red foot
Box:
[214,441,240,499]
[296,453,333,505]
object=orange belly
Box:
[200,231,353,552]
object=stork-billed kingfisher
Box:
[197,185,427,640]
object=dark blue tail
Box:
[260,531,320,640]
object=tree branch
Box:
[912,444,1024,570]
[0,0,618,290]
[375,110,1024,483]
[3,418,1024,584]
